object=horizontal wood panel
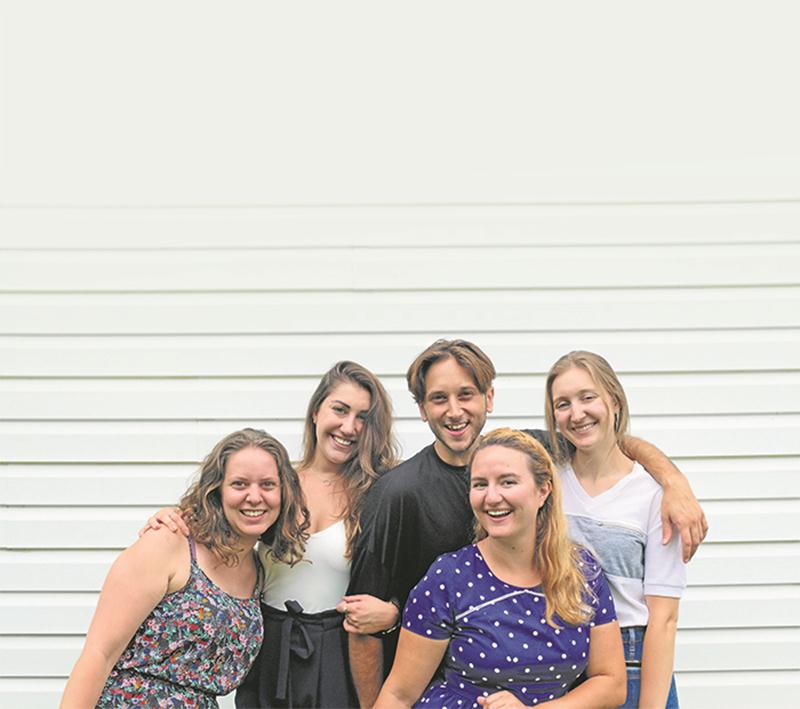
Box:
[3,372,799,419]
[3,543,796,592]
[2,288,799,335]
[2,245,797,292]
[1,415,798,461]
[675,628,799,671]
[675,671,800,709]
[3,458,799,506]
[3,331,800,377]
[3,501,796,549]
[1,588,797,635]
[2,203,799,248]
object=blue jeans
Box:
[619,626,679,708]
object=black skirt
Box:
[236,601,358,709]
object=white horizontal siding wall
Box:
[2,2,799,707]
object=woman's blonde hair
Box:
[544,350,630,464]
[299,361,399,558]
[180,428,309,567]
[470,428,594,627]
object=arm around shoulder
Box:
[60,528,188,708]
[623,435,708,562]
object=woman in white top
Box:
[545,351,686,709]
[237,361,401,707]
[146,361,401,708]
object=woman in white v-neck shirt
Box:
[545,351,686,709]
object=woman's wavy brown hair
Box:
[179,428,309,567]
[299,361,399,558]
[470,428,595,627]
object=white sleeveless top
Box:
[257,519,350,614]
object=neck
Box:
[433,440,476,468]
[305,452,343,477]
[478,534,539,584]
[572,442,631,481]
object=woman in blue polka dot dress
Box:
[375,428,626,709]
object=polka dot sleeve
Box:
[581,549,618,627]
[402,554,456,640]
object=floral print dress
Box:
[97,537,264,708]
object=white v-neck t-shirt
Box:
[559,462,686,628]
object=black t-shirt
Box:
[348,429,554,607]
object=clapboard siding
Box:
[4,500,798,551]
[3,288,799,335]
[4,458,799,506]
[2,330,800,377]
[2,414,798,460]
[3,372,800,420]
[2,244,799,292]
[2,2,799,703]
[2,203,799,249]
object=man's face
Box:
[418,357,494,467]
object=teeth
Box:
[241,510,265,517]
[446,422,467,431]
[332,435,354,446]
[487,510,511,517]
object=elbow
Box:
[610,675,627,708]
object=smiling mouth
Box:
[486,509,511,518]
[572,422,596,434]
[241,510,267,518]
[445,422,468,433]
[331,435,355,447]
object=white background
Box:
[1,2,799,706]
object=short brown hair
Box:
[406,339,496,404]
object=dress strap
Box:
[188,535,197,563]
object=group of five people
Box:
[61,339,706,708]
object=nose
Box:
[445,395,462,418]
[485,483,503,504]
[340,414,357,436]
[245,484,262,502]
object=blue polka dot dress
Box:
[403,545,616,708]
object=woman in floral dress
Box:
[60,428,308,708]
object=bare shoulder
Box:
[118,526,191,591]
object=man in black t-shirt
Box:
[345,339,706,707]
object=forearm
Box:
[374,682,414,709]
[546,675,626,709]
[349,632,384,709]
[638,619,678,709]
[60,647,115,708]
[622,436,683,487]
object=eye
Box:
[231,480,247,488]
[581,394,597,403]
[430,394,446,404]
[261,480,278,490]
[458,391,475,401]
[356,413,367,422]
[332,404,347,415]
[471,480,487,489]
[555,400,570,410]
[501,479,518,487]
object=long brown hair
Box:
[470,428,594,627]
[299,361,399,557]
[180,428,309,567]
